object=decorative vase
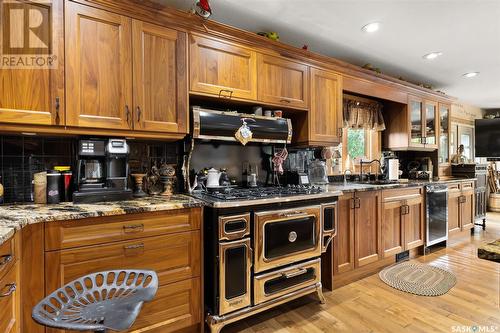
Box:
[130,173,147,198]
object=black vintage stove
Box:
[193,185,341,333]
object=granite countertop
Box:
[325,177,476,193]
[0,195,204,245]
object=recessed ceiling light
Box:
[361,22,380,33]
[423,52,443,60]
[462,72,479,78]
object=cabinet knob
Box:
[280,99,291,104]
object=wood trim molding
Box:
[0,123,187,141]
[75,0,456,103]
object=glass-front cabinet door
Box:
[424,100,438,148]
[438,103,450,164]
[409,97,424,147]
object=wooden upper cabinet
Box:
[408,96,425,148]
[309,68,342,144]
[0,0,64,126]
[65,2,132,130]
[257,54,309,109]
[132,20,188,133]
[423,100,438,148]
[189,35,257,100]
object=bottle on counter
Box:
[54,166,72,201]
[46,170,61,204]
[34,171,47,204]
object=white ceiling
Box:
[157,0,500,109]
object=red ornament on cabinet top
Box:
[194,0,212,19]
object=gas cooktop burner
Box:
[203,185,324,201]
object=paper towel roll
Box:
[388,159,399,181]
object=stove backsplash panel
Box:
[0,135,181,204]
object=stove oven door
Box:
[254,205,321,273]
[218,238,252,315]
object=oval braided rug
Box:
[379,262,456,296]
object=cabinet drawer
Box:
[0,237,15,280]
[448,183,461,192]
[460,181,475,192]
[382,187,422,202]
[45,208,201,251]
[45,231,200,292]
[0,261,20,333]
[128,277,201,332]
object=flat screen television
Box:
[475,118,500,157]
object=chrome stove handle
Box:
[279,211,308,218]
[282,268,308,279]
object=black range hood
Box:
[192,106,292,144]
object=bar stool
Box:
[32,270,158,333]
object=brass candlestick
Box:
[131,173,147,198]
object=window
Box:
[342,128,381,173]
[347,128,366,159]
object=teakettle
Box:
[206,168,221,188]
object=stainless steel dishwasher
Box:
[426,184,448,247]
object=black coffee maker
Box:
[73,139,133,203]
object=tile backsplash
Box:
[0,135,181,204]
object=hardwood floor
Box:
[225,214,500,333]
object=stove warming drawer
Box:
[253,258,320,305]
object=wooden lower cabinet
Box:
[381,199,404,257]
[460,183,475,230]
[0,235,20,333]
[381,187,424,257]
[448,182,475,237]
[405,195,425,249]
[331,188,425,288]
[130,278,200,332]
[0,261,20,333]
[333,193,355,274]
[44,231,201,333]
[354,191,382,267]
[333,191,381,274]
[448,183,461,235]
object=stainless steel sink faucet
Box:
[360,159,382,182]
